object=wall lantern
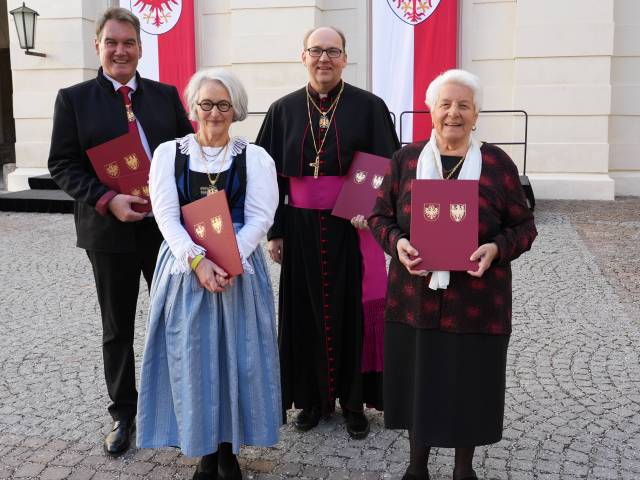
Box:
[9,2,46,57]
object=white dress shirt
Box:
[102,72,152,161]
[149,133,278,274]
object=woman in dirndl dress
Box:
[136,68,281,480]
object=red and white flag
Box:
[119,0,196,106]
[372,0,458,143]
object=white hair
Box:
[425,69,483,113]
[184,68,248,122]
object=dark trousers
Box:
[86,219,163,421]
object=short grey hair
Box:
[96,7,140,43]
[184,68,248,122]
[425,69,483,113]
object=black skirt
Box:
[384,322,510,447]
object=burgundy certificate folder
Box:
[410,179,479,271]
[86,131,150,191]
[332,151,390,220]
[117,173,152,214]
[181,190,243,277]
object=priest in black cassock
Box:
[256,26,400,439]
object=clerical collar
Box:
[307,80,343,101]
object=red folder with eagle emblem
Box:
[332,151,391,220]
[181,190,243,277]
[117,173,152,214]
[86,131,151,192]
[410,179,479,271]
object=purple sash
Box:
[289,176,386,373]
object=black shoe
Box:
[103,418,135,456]
[192,452,218,480]
[294,405,321,431]
[402,470,430,480]
[218,452,242,480]
[343,409,370,439]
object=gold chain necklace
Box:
[197,132,227,161]
[443,154,466,180]
[306,82,345,178]
[196,134,229,195]
[307,83,343,129]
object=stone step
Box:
[28,174,60,190]
[0,189,73,213]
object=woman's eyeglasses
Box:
[197,100,232,112]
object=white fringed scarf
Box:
[416,129,483,290]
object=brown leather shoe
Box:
[103,418,135,456]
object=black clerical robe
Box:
[256,81,400,415]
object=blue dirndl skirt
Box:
[136,236,282,457]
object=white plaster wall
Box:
[610,0,640,195]
[7,0,640,198]
[514,0,615,199]
[7,0,110,190]
[197,0,366,142]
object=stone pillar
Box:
[460,0,640,200]
[513,0,615,200]
[7,0,111,191]
[609,0,640,196]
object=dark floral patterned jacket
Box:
[369,141,537,335]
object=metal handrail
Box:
[399,109,529,174]
[248,109,529,174]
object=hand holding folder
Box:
[86,131,152,212]
[181,190,243,277]
[332,151,391,220]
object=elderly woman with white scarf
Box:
[369,69,537,480]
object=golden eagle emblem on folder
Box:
[124,153,139,171]
[211,216,223,234]
[105,162,120,178]
[423,203,440,221]
[354,170,367,184]
[194,222,206,239]
[450,203,467,223]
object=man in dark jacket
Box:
[48,7,192,456]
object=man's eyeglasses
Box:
[306,47,343,58]
[197,100,232,112]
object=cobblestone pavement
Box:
[0,198,638,480]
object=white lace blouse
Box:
[149,133,278,274]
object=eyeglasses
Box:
[197,100,232,112]
[306,47,343,58]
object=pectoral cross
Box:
[309,155,321,179]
